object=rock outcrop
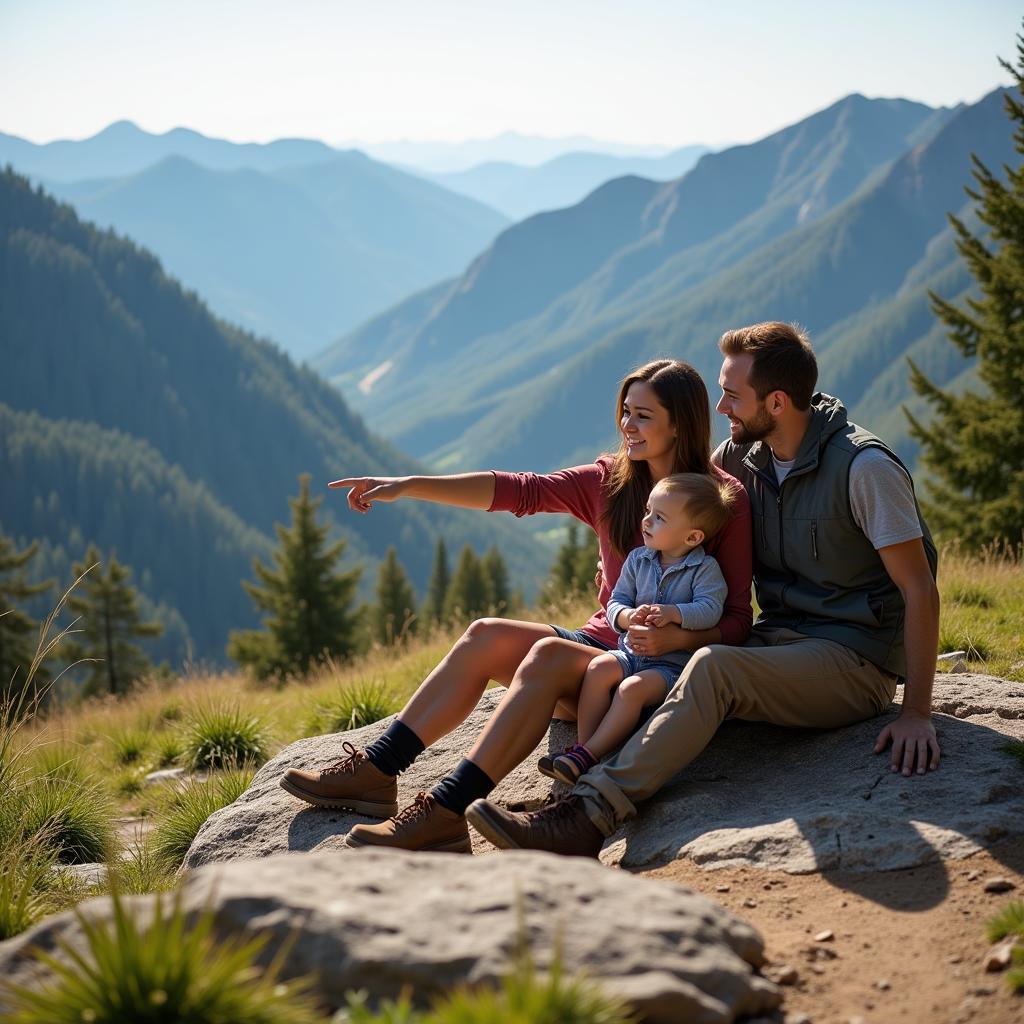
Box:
[0,849,782,1024]
[185,674,1024,876]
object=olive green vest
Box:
[716,394,937,676]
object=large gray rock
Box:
[184,674,1024,876]
[0,849,781,1024]
[183,691,579,870]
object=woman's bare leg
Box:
[584,671,668,759]
[467,637,605,783]
[575,655,627,746]
[398,618,556,747]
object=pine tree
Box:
[0,535,53,695]
[906,34,1024,549]
[540,523,601,603]
[421,537,451,626]
[66,544,162,696]
[443,545,490,622]
[374,546,417,646]
[482,545,510,613]
[228,474,361,679]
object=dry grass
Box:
[934,543,1024,679]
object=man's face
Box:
[716,353,775,444]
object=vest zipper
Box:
[811,520,818,560]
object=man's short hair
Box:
[653,472,739,541]
[718,321,818,411]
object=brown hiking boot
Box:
[465,795,604,858]
[279,741,398,817]
[345,792,472,854]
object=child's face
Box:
[641,489,703,556]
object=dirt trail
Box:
[645,839,1024,1024]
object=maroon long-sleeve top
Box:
[489,457,753,648]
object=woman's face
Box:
[620,381,677,466]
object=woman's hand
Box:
[329,476,408,514]
[627,623,706,657]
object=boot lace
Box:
[392,792,434,825]
[322,741,365,777]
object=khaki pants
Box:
[576,626,899,836]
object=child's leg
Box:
[575,653,627,747]
[585,669,670,760]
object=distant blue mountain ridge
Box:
[311,90,1008,480]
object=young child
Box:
[539,472,738,785]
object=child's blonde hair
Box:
[651,472,739,541]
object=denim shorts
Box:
[549,625,612,651]
[610,649,687,690]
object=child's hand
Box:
[630,604,655,625]
[646,604,682,627]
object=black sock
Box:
[431,758,496,816]
[364,719,425,777]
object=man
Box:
[465,321,941,857]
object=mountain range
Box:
[33,148,507,360]
[420,146,710,221]
[312,91,1003,476]
[0,169,546,666]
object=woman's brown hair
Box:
[601,359,712,556]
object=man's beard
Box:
[732,404,774,445]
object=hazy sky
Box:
[2,0,1019,147]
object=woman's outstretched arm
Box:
[329,473,496,514]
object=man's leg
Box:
[466,629,896,853]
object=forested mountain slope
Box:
[0,170,545,663]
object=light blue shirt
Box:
[606,544,727,671]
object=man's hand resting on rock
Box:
[873,709,940,776]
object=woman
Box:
[280,360,752,852]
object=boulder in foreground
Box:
[0,848,781,1024]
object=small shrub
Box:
[108,727,150,766]
[0,889,318,1023]
[306,680,398,735]
[182,703,269,770]
[151,768,254,870]
[18,777,115,864]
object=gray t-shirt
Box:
[770,445,922,550]
[848,448,923,550]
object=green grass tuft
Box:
[17,777,115,865]
[0,840,56,941]
[153,732,183,768]
[182,703,269,770]
[0,888,318,1023]
[999,740,1024,767]
[339,943,633,1024]
[113,767,145,798]
[150,768,254,870]
[107,726,151,766]
[304,679,398,736]
[105,839,178,896]
[987,901,1024,943]
[948,583,996,609]
[29,743,92,785]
